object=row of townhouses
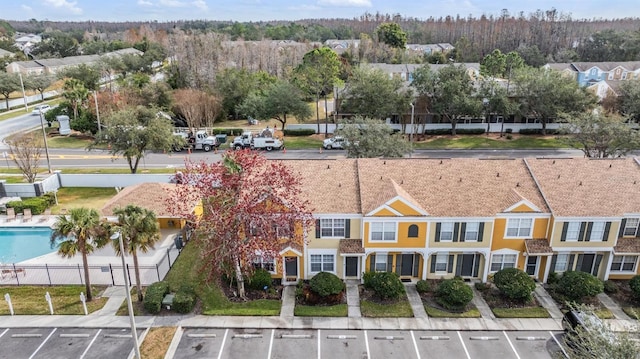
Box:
[252,157,640,285]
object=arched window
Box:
[408,224,419,238]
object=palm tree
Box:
[112,205,160,302]
[50,207,108,301]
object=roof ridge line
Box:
[522,158,552,214]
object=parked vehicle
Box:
[322,136,347,150]
[231,131,283,151]
[32,104,51,116]
[562,310,615,349]
[173,130,219,152]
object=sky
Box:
[3,0,640,23]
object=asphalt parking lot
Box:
[0,327,143,359]
[173,328,569,359]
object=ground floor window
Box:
[252,256,276,273]
[375,255,388,272]
[435,253,448,272]
[611,255,638,273]
[490,254,517,272]
[310,254,334,273]
[554,254,569,272]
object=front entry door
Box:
[285,257,297,278]
[526,256,538,276]
[401,254,414,276]
[579,254,595,274]
[460,254,475,277]
[345,257,358,277]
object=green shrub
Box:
[209,128,244,136]
[518,128,559,135]
[558,271,604,301]
[143,281,169,314]
[367,272,405,300]
[6,196,50,215]
[283,129,316,136]
[603,280,618,294]
[630,276,640,299]
[474,282,491,292]
[172,291,196,313]
[363,271,376,289]
[493,268,536,301]
[504,128,513,134]
[457,128,485,135]
[547,272,560,285]
[247,269,273,290]
[416,280,431,293]
[436,278,473,310]
[309,272,344,297]
[505,134,513,140]
[425,129,452,135]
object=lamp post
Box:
[18,73,28,112]
[409,102,415,143]
[482,98,490,136]
[38,110,52,173]
[93,91,101,136]
[110,231,141,359]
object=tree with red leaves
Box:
[168,150,315,298]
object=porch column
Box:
[603,252,615,281]
[481,251,491,282]
[542,254,553,283]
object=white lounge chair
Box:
[22,208,32,222]
[6,208,15,222]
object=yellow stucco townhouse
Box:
[526,158,640,282]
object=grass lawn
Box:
[294,304,348,317]
[59,168,182,174]
[0,175,25,183]
[622,307,640,319]
[46,135,94,149]
[53,187,118,214]
[594,308,615,319]
[282,136,324,150]
[360,299,413,318]
[492,307,550,318]
[0,286,107,315]
[140,327,176,359]
[415,135,566,149]
[424,305,481,318]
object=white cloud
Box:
[192,0,208,11]
[42,0,83,14]
[159,0,186,7]
[21,4,33,12]
[137,0,153,6]
[317,0,372,7]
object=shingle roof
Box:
[283,160,360,214]
[356,158,548,217]
[339,238,364,254]
[571,61,640,72]
[614,238,640,254]
[101,182,196,217]
[525,238,554,255]
[525,158,640,217]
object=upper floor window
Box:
[565,222,581,242]
[439,222,454,241]
[408,224,419,238]
[370,222,396,241]
[320,219,345,238]
[464,222,479,241]
[506,218,532,238]
[589,222,606,242]
[624,218,640,237]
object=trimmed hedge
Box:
[365,272,405,300]
[436,278,473,310]
[6,193,56,215]
[283,129,316,136]
[425,128,486,136]
[173,291,196,313]
[210,128,244,136]
[518,128,559,135]
[416,280,431,293]
[603,280,618,294]
[630,275,640,299]
[309,271,344,297]
[143,281,170,314]
[248,269,273,290]
[558,271,604,301]
[493,268,536,301]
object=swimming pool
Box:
[0,227,57,264]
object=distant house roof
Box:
[544,63,573,71]
[35,54,101,68]
[525,158,640,217]
[8,60,43,70]
[0,48,14,57]
[101,182,198,218]
[571,61,640,72]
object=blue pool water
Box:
[0,227,57,263]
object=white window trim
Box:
[375,254,388,272]
[589,222,606,242]
[308,249,337,275]
[489,249,519,273]
[565,222,581,242]
[504,218,533,239]
[464,222,479,242]
[369,221,398,243]
[320,218,346,238]
[610,255,638,274]
[439,222,454,242]
[252,257,277,274]
[624,218,640,237]
[435,253,449,273]
[554,253,570,273]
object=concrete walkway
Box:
[597,293,633,320]
[280,285,295,317]
[95,286,127,316]
[404,284,428,319]
[533,284,564,319]
[469,283,496,319]
[346,280,362,318]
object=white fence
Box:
[0,91,59,111]
[285,122,561,134]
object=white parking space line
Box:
[549,331,569,359]
[364,330,370,359]
[267,329,274,359]
[0,329,8,338]
[80,329,102,359]
[29,328,56,359]
[503,331,521,359]
[317,330,321,359]
[410,331,421,359]
[456,331,471,359]
[217,329,229,359]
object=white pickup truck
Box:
[231,131,283,151]
[173,130,219,152]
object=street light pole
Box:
[38,110,52,173]
[18,73,28,111]
[93,91,101,136]
[409,102,415,143]
[111,231,141,359]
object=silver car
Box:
[31,104,51,115]
[322,136,346,150]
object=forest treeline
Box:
[4,9,640,63]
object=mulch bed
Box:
[477,285,543,310]
[359,286,404,305]
[220,281,283,303]
[418,279,476,313]
[296,283,345,306]
[604,280,640,314]
[544,284,606,311]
